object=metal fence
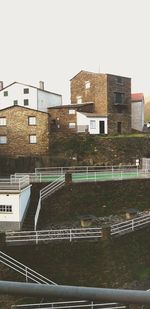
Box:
[0,251,56,285]
[11,300,127,309]
[0,175,30,191]
[6,227,102,245]
[34,175,65,230]
[5,213,150,245]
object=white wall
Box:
[37,90,62,112]
[131,101,144,131]
[0,185,31,223]
[77,112,108,134]
[19,185,31,221]
[0,83,38,110]
[0,193,19,222]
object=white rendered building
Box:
[0,81,62,112]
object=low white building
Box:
[0,176,31,231]
[77,112,108,134]
[131,93,144,132]
[0,80,62,112]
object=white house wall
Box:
[37,90,62,112]
[131,101,144,131]
[0,83,38,110]
[0,193,19,222]
[77,112,108,134]
[19,186,31,222]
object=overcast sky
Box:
[0,0,150,103]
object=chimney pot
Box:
[39,81,44,90]
[0,81,4,91]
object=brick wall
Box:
[0,106,50,156]
[107,74,131,134]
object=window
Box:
[114,93,124,104]
[4,91,8,96]
[76,96,82,104]
[29,135,37,144]
[28,116,36,125]
[24,99,29,106]
[85,81,91,89]
[0,205,12,213]
[69,109,76,115]
[13,100,18,105]
[90,120,96,129]
[0,136,7,144]
[69,122,76,129]
[24,88,29,94]
[0,117,6,126]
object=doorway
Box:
[99,121,105,134]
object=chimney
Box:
[39,81,44,90]
[0,81,3,91]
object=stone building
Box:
[0,105,50,156]
[70,70,131,134]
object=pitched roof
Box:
[0,82,62,97]
[0,105,49,114]
[131,93,144,102]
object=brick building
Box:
[48,103,93,132]
[70,70,131,134]
[0,106,50,156]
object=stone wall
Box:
[0,106,50,156]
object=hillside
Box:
[1,179,150,308]
[144,97,150,122]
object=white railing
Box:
[0,175,30,191]
[11,300,126,309]
[0,251,56,285]
[34,175,65,230]
[111,214,150,236]
[6,227,102,245]
[6,214,150,245]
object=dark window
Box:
[4,91,8,96]
[24,88,29,94]
[14,100,18,105]
[114,93,124,104]
[24,99,29,106]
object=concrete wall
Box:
[131,101,144,131]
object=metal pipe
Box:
[0,281,150,305]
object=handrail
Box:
[0,251,56,285]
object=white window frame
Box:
[0,136,7,144]
[90,120,96,129]
[28,116,36,125]
[85,81,91,89]
[0,205,12,213]
[0,117,6,126]
[69,122,76,129]
[29,135,37,144]
[69,109,76,115]
[76,96,82,104]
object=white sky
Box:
[0,0,150,103]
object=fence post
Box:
[132,219,134,231]
[25,267,28,282]
[101,226,111,240]
[95,172,96,182]
[70,229,72,242]
[36,231,39,245]
[65,172,72,185]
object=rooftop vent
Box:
[0,81,3,91]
